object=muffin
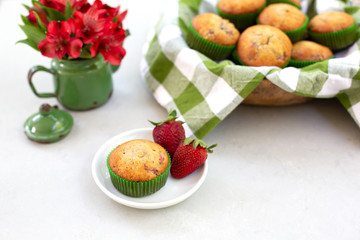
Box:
[266,0,301,9]
[217,0,266,30]
[308,11,357,51]
[289,40,333,67]
[107,139,170,197]
[235,25,310,106]
[187,13,240,61]
[236,25,292,67]
[257,3,308,43]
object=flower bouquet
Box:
[18,0,129,65]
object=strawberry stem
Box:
[148,109,184,126]
[206,144,217,153]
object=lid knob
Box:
[39,103,52,116]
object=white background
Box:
[1,0,360,239]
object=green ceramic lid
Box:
[24,104,73,143]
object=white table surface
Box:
[1,0,360,239]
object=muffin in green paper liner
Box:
[235,25,292,68]
[266,0,301,9]
[257,3,308,43]
[107,139,171,198]
[232,49,290,68]
[308,11,357,51]
[216,0,266,31]
[187,13,240,61]
[289,40,333,68]
[283,17,308,43]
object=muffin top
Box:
[258,3,307,31]
[108,139,169,182]
[217,0,266,15]
[237,25,292,67]
[308,11,355,33]
[192,13,240,46]
[291,40,333,61]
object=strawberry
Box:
[170,138,217,179]
[149,110,185,158]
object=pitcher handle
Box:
[28,65,56,98]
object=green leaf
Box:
[16,39,39,51]
[36,2,65,21]
[19,24,46,48]
[22,4,31,11]
[33,11,47,32]
[64,0,73,20]
[21,15,31,25]
[125,29,130,37]
[79,48,93,59]
[46,8,65,21]
[169,109,177,118]
[183,137,194,146]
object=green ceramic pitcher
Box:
[28,54,114,110]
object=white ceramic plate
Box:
[92,128,208,209]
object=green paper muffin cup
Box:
[256,16,308,43]
[107,148,171,198]
[232,49,290,68]
[232,50,245,65]
[266,0,302,9]
[308,22,357,51]
[186,23,236,61]
[283,16,308,43]
[216,3,266,31]
[289,55,334,68]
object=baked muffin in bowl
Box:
[308,11,357,51]
[217,0,266,30]
[289,40,333,68]
[107,139,170,197]
[236,25,292,67]
[234,25,311,106]
[257,3,308,43]
[187,12,240,61]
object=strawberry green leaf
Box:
[192,139,206,149]
[169,109,177,119]
[149,109,183,126]
[183,137,194,146]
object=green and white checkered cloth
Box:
[141,0,360,139]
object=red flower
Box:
[38,21,83,59]
[39,0,64,12]
[28,5,49,27]
[39,0,87,13]
[90,22,126,65]
[92,0,118,20]
[92,0,127,25]
[68,4,106,44]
